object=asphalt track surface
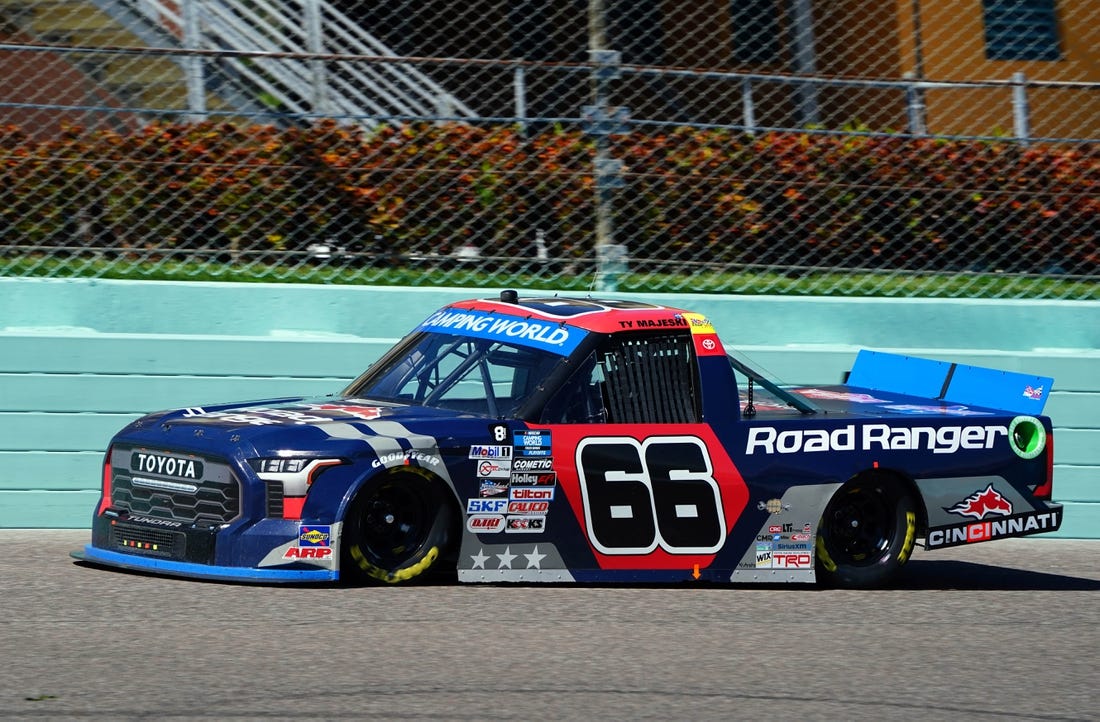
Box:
[1,532,1097,721]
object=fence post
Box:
[741,76,756,135]
[587,0,626,292]
[182,0,206,122]
[514,65,527,135]
[304,0,329,116]
[1012,72,1030,145]
[904,72,926,136]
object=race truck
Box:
[73,291,1062,588]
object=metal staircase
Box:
[2,0,475,125]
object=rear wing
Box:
[847,350,1053,415]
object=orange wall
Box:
[889,0,1099,138]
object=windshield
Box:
[347,332,566,418]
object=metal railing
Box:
[0,0,1096,299]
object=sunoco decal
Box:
[298,525,332,547]
[418,308,586,356]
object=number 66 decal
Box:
[577,436,726,555]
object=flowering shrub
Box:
[0,120,1095,273]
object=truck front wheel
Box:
[341,471,457,585]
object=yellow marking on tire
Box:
[897,510,917,564]
[816,535,837,573]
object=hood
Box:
[117,396,487,459]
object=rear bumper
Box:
[924,502,1063,550]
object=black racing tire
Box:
[341,471,457,585]
[816,474,918,589]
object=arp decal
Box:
[943,484,1013,520]
[283,547,333,560]
[577,436,726,555]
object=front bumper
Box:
[77,513,340,583]
[71,545,337,583]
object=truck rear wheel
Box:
[816,475,917,588]
[341,471,456,584]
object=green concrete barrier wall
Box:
[2,277,1097,536]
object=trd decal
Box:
[577,436,726,555]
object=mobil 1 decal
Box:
[552,427,749,569]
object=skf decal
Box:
[467,498,509,514]
[298,525,332,547]
[944,484,1013,520]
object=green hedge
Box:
[1,120,1096,275]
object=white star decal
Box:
[470,548,489,570]
[495,546,517,569]
[524,545,547,569]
